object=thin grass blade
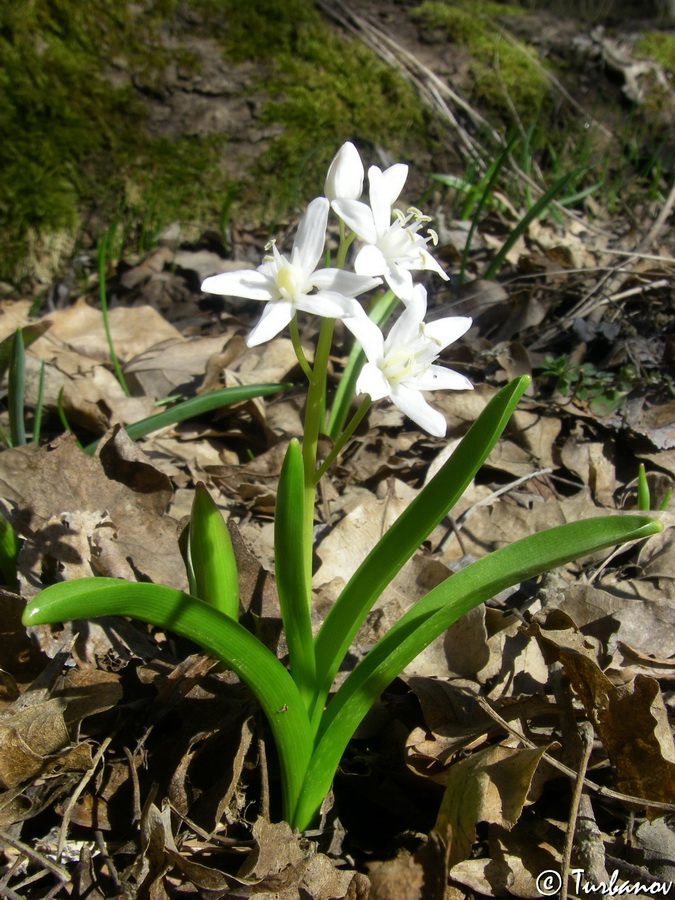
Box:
[188,483,239,619]
[484,168,584,280]
[311,376,531,724]
[8,327,26,446]
[22,578,313,821]
[294,514,663,830]
[84,383,289,454]
[33,360,46,443]
[0,510,20,589]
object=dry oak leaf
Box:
[529,608,675,813]
[431,743,547,870]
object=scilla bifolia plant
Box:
[23,143,662,831]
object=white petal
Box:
[202,269,273,301]
[391,384,447,437]
[311,268,381,296]
[381,163,408,207]
[342,304,385,362]
[332,199,377,244]
[356,362,390,401]
[416,246,449,280]
[293,197,329,273]
[324,142,364,201]
[424,316,472,348]
[386,296,424,349]
[354,244,388,278]
[410,365,473,392]
[295,291,359,320]
[383,262,414,302]
[367,166,394,236]
[246,302,294,347]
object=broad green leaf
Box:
[293,514,663,830]
[310,375,531,725]
[276,439,315,708]
[22,578,312,817]
[188,483,239,619]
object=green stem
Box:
[289,315,314,382]
[314,395,371,485]
[301,317,335,592]
[98,228,131,397]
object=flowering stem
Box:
[289,315,314,382]
[313,394,371,485]
[301,316,335,594]
[335,220,355,270]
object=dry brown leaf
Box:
[124,333,232,399]
[530,608,675,812]
[432,743,547,869]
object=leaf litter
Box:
[0,21,674,900]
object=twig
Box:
[0,829,70,883]
[561,722,595,900]
[473,695,675,813]
[57,735,113,861]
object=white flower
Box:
[201,197,380,346]
[324,141,364,202]
[344,284,472,437]
[333,164,449,302]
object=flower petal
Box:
[354,244,388,278]
[356,361,390,401]
[324,142,364,201]
[382,261,414,301]
[246,302,294,347]
[424,316,472,348]
[391,384,447,437]
[342,304,385,362]
[381,163,408,207]
[332,199,377,244]
[411,364,473,392]
[202,269,274,301]
[311,268,381,296]
[292,197,329,273]
[295,291,359,320]
[367,165,394,236]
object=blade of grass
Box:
[8,327,26,446]
[22,578,313,822]
[33,360,46,443]
[98,227,130,397]
[0,510,20,589]
[484,168,584,281]
[83,383,290,454]
[310,375,531,725]
[293,514,663,830]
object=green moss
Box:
[0,0,236,281]
[410,1,549,121]
[635,30,675,69]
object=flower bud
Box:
[324,141,364,201]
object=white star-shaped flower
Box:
[344,284,472,436]
[201,197,380,346]
[333,164,448,302]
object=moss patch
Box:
[410,1,549,121]
[635,30,675,69]
[0,0,232,281]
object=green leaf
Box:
[293,514,663,830]
[276,438,315,708]
[0,510,20,589]
[22,578,312,819]
[83,383,289,454]
[310,375,531,725]
[188,484,239,619]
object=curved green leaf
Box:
[22,578,312,818]
[276,439,315,707]
[188,483,239,619]
[310,375,531,725]
[293,514,663,829]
